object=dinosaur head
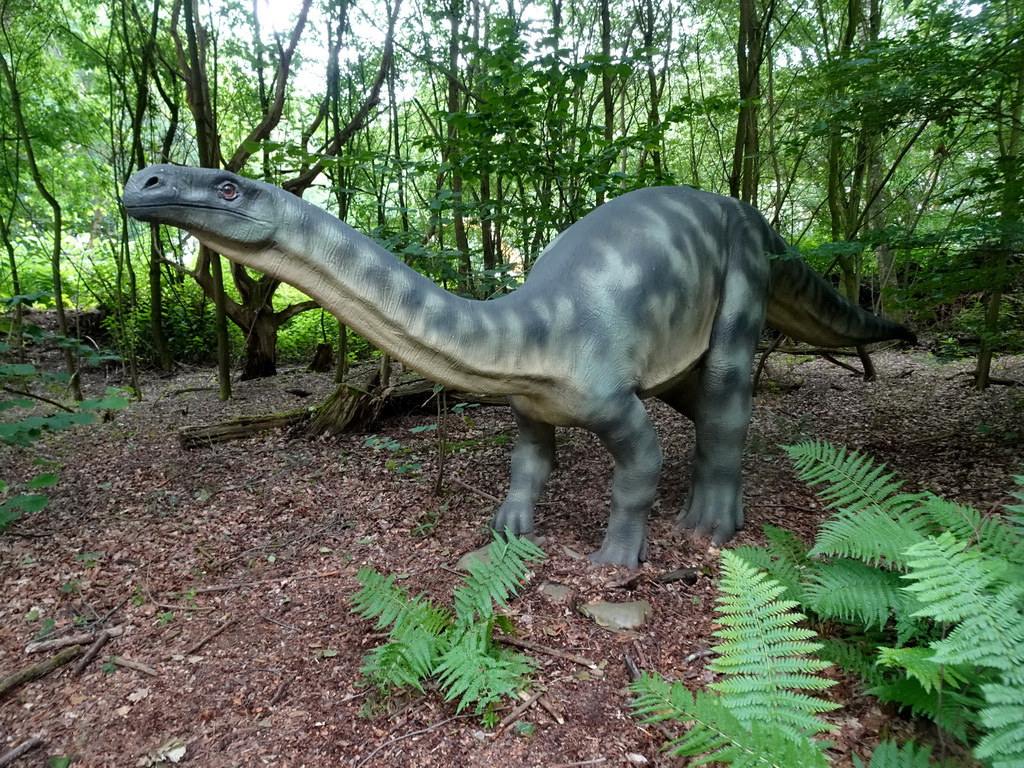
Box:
[122,165,279,255]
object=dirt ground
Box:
[1,348,1021,767]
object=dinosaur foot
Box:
[674,505,742,545]
[587,536,647,569]
[490,504,535,539]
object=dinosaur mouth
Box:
[124,202,263,224]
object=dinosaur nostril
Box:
[142,175,162,190]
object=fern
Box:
[786,442,931,566]
[350,534,544,720]
[350,568,452,692]
[804,558,914,630]
[854,740,963,768]
[631,676,829,768]
[710,551,841,739]
[452,534,545,622]
[631,550,838,764]
[903,532,1024,768]
[733,525,813,604]
[922,496,1024,565]
[1006,475,1024,532]
[780,441,1024,768]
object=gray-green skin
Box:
[123,165,916,568]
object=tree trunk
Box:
[730,0,773,204]
[240,308,280,380]
[975,57,1023,389]
[597,0,614,206]
[0,48,80,400]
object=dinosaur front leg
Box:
[490,409,556,537]
[588,395,663,568]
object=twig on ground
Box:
[0,646,83,698]
[524,690,565,724]
[110,655,157,676]
[351,714,476,768]
[24,626,124,655]
[184,618,234,656]
[550,759,607,768]
[495,688,545,734]
[623,654,642,683]
[0,737,44,767]
[187,570,342,594]
[257,612,299,632]
[498,635,601,671]
[450,477,501,504]
[72,630,113,676]
[269,674,295,706]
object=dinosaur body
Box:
[123,165,915,567]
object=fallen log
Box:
[179,410,309,449]
[178,371,508,448]
[0,645,82,698]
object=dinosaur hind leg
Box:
[666,271,767,544]
[490,408,555,538]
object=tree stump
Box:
[304,369,389,437]
[308,343,333,373]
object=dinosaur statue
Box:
[123,165,915,568]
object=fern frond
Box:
[453,533,544,624]
[974,677,1024,768]
[923,495,1024,565]
[351,567,451,631]
[817,636,888,688]
[875,646,970,693]
[351,567,453,690]
[630,675,829,768]
[785,441,922,516]
[804,558,916,629]
[903,533,1024,766]
[866,677,980,743]
[1006,475,1024,532]
[734,525,814,604]
[785,441,930,566]
[709,551,839,740]
[854,739,962,768]
[434,626,535,713]
[903,532,1023,658]
[810,506,930,567]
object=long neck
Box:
[214,202,558,395]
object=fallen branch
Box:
[0,645,83,698]
[184,619,234,656]
[72,630,113,676]
[269,673,295,706]
[0,737,43,767]
[450,477,501,504]
[110,655,157,676]
[498,636,601,672]
[25,626,123,654]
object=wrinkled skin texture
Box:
[124,166,915,567]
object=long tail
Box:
[764,237,916,347]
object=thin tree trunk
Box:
[0,49,80,400]
[975,59,1024,389]
[177,0,231,399]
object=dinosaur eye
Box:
[218,182,239,201]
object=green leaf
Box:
[26,473,59,489]
[0,363,36,376]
